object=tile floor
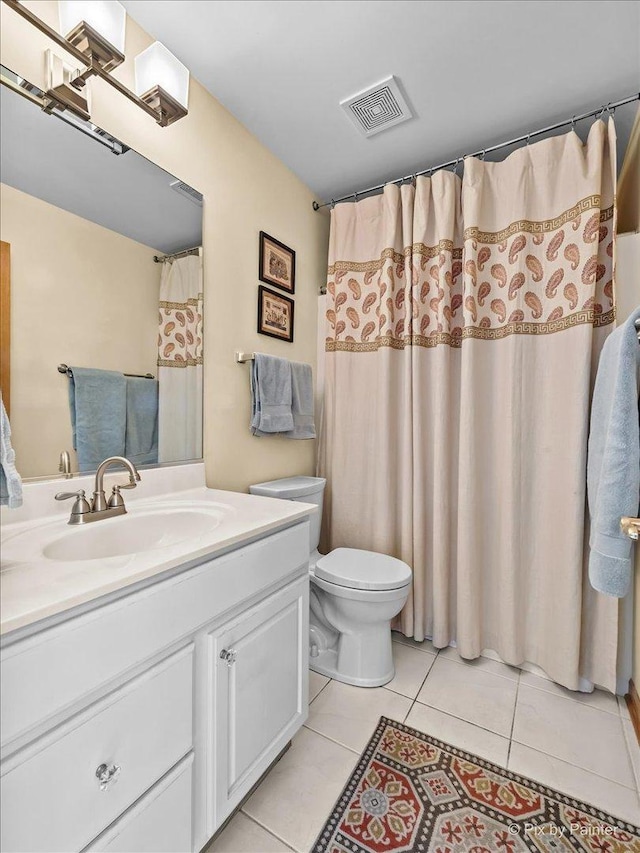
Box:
[207,634,640,852]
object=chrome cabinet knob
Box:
[96,762,121,791]
[219,648,237,666]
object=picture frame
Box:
[257,285,294,342]
[259,231,296,293]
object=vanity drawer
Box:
[1,521,308,745]
[0,645,193,853]
[85,753,194,853]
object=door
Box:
[208,576,308,831]
[1,240,10,414]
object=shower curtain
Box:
[157,253,203,463]
[318,119,619,691]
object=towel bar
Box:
[57,364,154,379]
[235,352,255,363]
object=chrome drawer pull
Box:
[219,648,237,666]
[96,762,121,791]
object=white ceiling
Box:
[121,0,639,202]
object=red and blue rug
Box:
[313,716,640,852]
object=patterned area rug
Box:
[312,717,640,853]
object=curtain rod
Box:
[153,246,201,263]
[312,92,640,211]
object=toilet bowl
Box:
[249,477,411,687]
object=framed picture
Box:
[258,285,294,342]
[259,231,295,293]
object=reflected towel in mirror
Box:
[125,377,159,466]
[0,393,22,508]
[68,367,127,472]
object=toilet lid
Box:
[315,548,412,591]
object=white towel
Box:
[587,306,640,597]
[0,393,22,509]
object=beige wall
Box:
[0,1,331,492]
[617,232,640,325]
[618,106,639,235]
[1,183,160,479]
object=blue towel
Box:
[125,377,158,466]
[282,361,316,439]
[587,306,640,597]
[68,367,127,472]
[250,354,294,435]
[0,394,22,508]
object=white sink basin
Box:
[43,507,225,561]
[2,501,233,565]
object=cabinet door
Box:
[209,576,308,831]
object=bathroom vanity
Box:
[0,464,313,852]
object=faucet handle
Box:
[55,490,91,517]
[108,486,126,509]
[55,489,86,501]
[117,476,139,490]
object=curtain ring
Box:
[352,192,358,202]
[571,115,576,130]
[428,167,433,177]
[331,199,336,210]
[525,133,531,146]
[607,102,616,117]
[480,149,486,160]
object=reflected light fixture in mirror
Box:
[135,42,189,126]
[1,0,190,127]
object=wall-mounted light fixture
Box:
[2,0,190,127]
[135,41,189,126]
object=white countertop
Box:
[1,464,315,637]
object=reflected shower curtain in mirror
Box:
[158,253,203,463]
[318,119,620,691]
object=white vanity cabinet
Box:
[209,575,308,832]
[0,519,310,853]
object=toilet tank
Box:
[249,476,326,553]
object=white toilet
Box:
[249,476,411,687]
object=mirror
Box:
[0,68,204,481]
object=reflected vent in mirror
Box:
[170,180,203,206]
[340,76,413,138]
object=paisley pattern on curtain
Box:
[326,200,614,353]
[158,297,203,368]
[318,119,619,692]
[157,253,204,464]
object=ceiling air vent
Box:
[170,179,203,206]
[340,76,412,138]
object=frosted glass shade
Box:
[59,1,126,53]
[135,42,189,109]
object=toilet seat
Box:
[315,547,411,591]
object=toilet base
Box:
[310,648,395,688]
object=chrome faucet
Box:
[58,450,72,479]
[55,456,141,525]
